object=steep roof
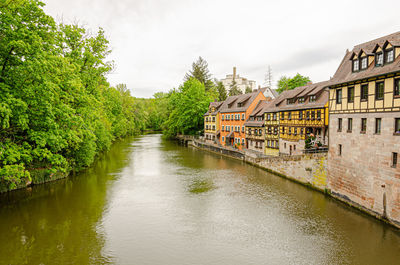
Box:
[330,31,400,86]
[204,101,223,116]
[269,81,329,111]
[219,89,264,113]
[244,100,273,127]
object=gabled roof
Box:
[330,31,400,86]
[219,89,264,113]
[204,101,223,116]
[244,100,272,127]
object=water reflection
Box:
[0,137,135,265]
[0,135,400,265]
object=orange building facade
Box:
[219,89,267,150]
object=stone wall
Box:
[191,139,327,191]
[245,153,328,191]
[328,112,400,228]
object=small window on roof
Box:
[386,48,394,63]
[298,97,305,103]
[376,52,384,66]
[309,95,316,102]
[353,60,359,71]
[361,57,368,69]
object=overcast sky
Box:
[44,0,400,98]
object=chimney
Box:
[307,81,313,85]
[258,85,261,89]
[233,67,236,81]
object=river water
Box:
[0,134,399,265]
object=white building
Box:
[221,67,257,94]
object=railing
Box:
[303,147,328,154]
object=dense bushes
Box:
[0,1,147,191]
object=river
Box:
[0,134,399,265]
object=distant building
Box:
[221,67,257,94]
[244,100,270,154]
[219,89,267,150]
[204,101,223,144]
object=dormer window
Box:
[298,97,305,103]
[376,52,384,66]
[386,48,394,63]
[309,95,316,102]
[361,57,368,69]
[287,98,295,105]
[353,60,359,71]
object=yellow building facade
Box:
[204,102,222,144]
[264,108,280,156]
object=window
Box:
[361,84,368,101]
[386,49,394,63]
[242,126,244,133]
[259,129,262,135]
[361,57,368,69]
[395,79,400,96]
[288,112,292,120]
[284,143,286,148]
[299,111,303,120]
[267,114,271,120]
[376,82,384,100]
[268,126,272,134]
[281,112,285,120]
[212,117,215,122]
[311,111,315,120]
[306,111,310,120]
[222,115,224,121]
[242,114,245,120]
[375,118,381,134]
[273,113,277,120]
[395,118,400,134]
[338,144,342,156]
[287,98,295,105]
[212,125,215,130]
[242,138,245,144]
[309,95,316,102]
[282,126,285,134]
[317,110,321,120]
[231,126,233,132]
[222,125,224,131]
[294,145,296,151]
[298,97,305,103]
[300,128,304,135]
[348,87,354,103]
[376,52,383,66]
[275,141,279,149]
[336,89,342,104]
[338,118,342,132]
[353,60,359,71]
[348,118,352,132]
[274,127,278,135]
[361,118,367,133]
[222,136,224,142]
[392,152,398,168]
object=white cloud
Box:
[44,0,400,97]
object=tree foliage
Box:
[245,86,253,94]
[215,80,227,101]
[163,78,214,137]
[276,73,311,94]
[229,80,242,96]
[184,56,215,92]
[0,0,147,191]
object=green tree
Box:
[215,80,227,101]
[184,56,215,92]
[163,78,213,137]
[229,80,242,96]
[245,86,253,94]
[277,73,311,94]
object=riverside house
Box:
[204,101,223,144]
[244,100,270,154]
[264,97,281,156]
[275,82,329,156]
[219,89,267,150]
[327,31,400,225]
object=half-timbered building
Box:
[244,100,270,154]
[327,32,400,225]
[276,82,329,155]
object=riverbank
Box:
[184,137,400,230]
